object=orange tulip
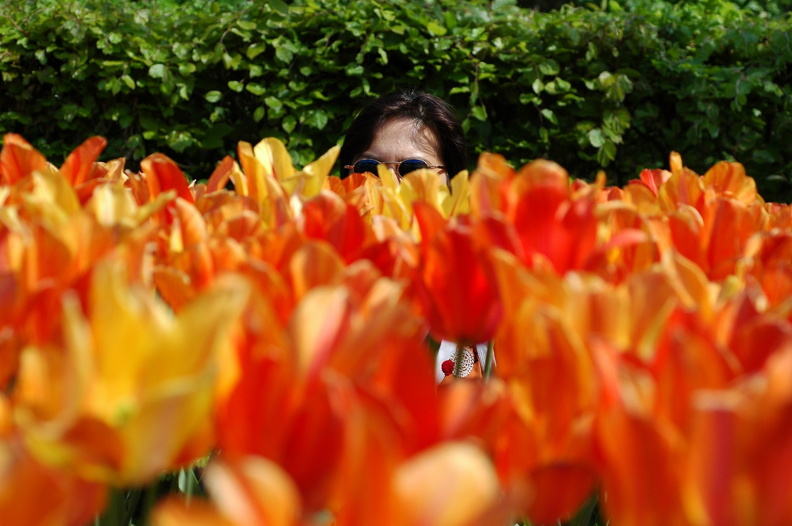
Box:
[140,153,194,205]
[701,160,760,205]
[588,267,792,525]
[0,134,50,186]
[358,215,421,281]
[215,249,432,512]
[205,156,243,194]
[437,378,597,525]
[301,191,373,263]
[386,442,504,526]
[680,295,792,525]
[742,231,792,308]
[413,202,501,344]
[628,168,672,198]
[0,432,106,526]
[516,162,600,273]
[763,201,792,230]
[686,344,792,526]
[471,157,601,274]
[586,202,662,282]
[464,253,604,517]
[595,390,691,526]
[658,152,707,212]
[152,456,301,526]
[59,136,108,186]
[670,199,761,280]
[320,319,505,523]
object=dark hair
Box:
[338,89,467,180]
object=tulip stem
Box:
[483,339,494,378]
[452,343,465,377]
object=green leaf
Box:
[346,64,364,76]
[275,45,293,64]
[253,106,265,122]
[586,42,598,61]
[227,80,244,92]
[172,42,190,59]
[139,114,160,131]
[94,487,126,526]
[249,64,264,78]
[597,140,617,165]
[120,75,135,89]
[202,123,233,149]
[269,0,289,14]
[265,96,282,111]
[519,93,538,104]
[472,105,487,121]
[588,128,605,148]
[223,53,242,69]
[492,0,517,9]
[554,78,571,91]
[179,63,196,76]
[540,108,558,125]
[246,43,267,60]
[427,21,447,36]
[167,130,193,153]
[148,64,166,79]
[246,83,266,96]
[204,90,222,103]
[565,494,599,526]
[305,109,328,130]
[538,60,559,76]
[598,71,615,87]
[282,115,297,133]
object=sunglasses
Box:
[344,159,445,179]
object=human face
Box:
[354,117,448,186]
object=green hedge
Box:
[2,0,791,200]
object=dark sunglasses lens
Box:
[353,160,379,174]
[399,160,429,175]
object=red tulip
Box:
[413,202,502,344]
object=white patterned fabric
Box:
[435,340,493,383]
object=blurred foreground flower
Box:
[3,134,792,526]
[13,259,248,485]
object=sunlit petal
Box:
[59,137,107,187]
[0,134,49,186]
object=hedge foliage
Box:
[2,0,792,200]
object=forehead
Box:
[361,117,441,162]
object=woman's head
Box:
[339,89,467,183]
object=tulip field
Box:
[1,132,792,525]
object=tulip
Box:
[14,259,248,486]
[0,134,50,186]
[412,203,502,344]
[152,456,301,526]
[0,432,106,526]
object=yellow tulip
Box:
[15,259,248,485]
